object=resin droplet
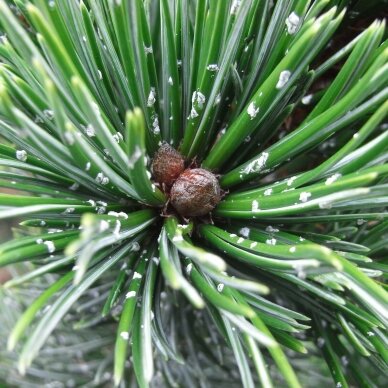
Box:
[151,143,185,186]
[170,168,221,217]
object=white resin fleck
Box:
[192,91,206,109]
[217,283,224,292]
[243,152,269,174]
[295,264,306,279]
[147,88,156,106]
[96,172,109,185]
[144,45,153,54]
[247,102,260,119]
[85,124,96,137]
[132,242,140,251]
[266,238,276,245]
[276,70,291,89]
[287,176,297,186]
[189,107,199,119]
[113,132,123,143]
[302,94,313,105]
[299,192,312,203]
[239,227,250,238]
[97,206,106,214]
[125,291,136,299]
[44,240,56,253]
[152,116,160,134]
[251,200,260,212]
[230,0,241,15]
[186,263,193,275]
[206,64,219,72]
[285,12,300,35]
[99,220,110,232]
[325,173,341,185]
[113,220,121,236]
[16,150,27,162]
[120,331,129,340]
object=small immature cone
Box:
[151,143,185,186]
[170,168,221,217]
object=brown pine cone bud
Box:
[170,168,221,217]
[151,143,185,186]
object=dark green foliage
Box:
[0,1,387,387]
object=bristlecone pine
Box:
[0,1,387,387]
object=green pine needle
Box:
[0,1,387,387]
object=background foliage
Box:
[0,0,387,387]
